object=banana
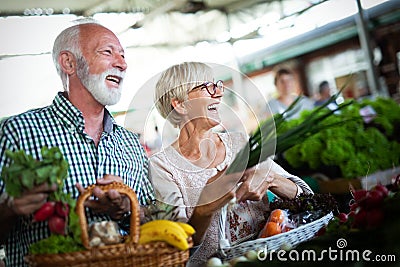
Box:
[140,220,188,237]
[139,220,189,250]
[176,222,196,236]
[141,220,195,236]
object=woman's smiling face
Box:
[185,79,224,129]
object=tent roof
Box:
[0,0,302,17]
[0,0,328,48]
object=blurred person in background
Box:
[150,62,312,267]
[0,20,154,266]
[267,67,314,119]
[315,80,332,106]
[315,81,341,112]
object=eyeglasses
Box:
[190,80,224,96]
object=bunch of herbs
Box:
[226,90,354,174]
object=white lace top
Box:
[149,132,312,267]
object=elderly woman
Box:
[149,62,312,266]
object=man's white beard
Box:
[77,60,125,106]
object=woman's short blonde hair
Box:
[154,62,212,128]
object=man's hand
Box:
[7,182,57,216]
[76,175,130,220]
[0,182,57,243]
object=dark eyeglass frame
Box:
[190,80,224,96]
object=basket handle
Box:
[76,182,140,249]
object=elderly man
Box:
[0,20,154,266]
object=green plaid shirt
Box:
[0,92,154,266]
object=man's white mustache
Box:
[103,69,125,82]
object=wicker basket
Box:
[218,207,333,261]
[25,182,192,267]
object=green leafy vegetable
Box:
[1,146,69,197]
[29,235,84,255]
[281,97,400,179]
[2,146,83,254]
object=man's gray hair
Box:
[52,18,99,90]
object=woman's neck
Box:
[173,123,225,169]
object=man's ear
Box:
[59,51,75,74]
[171,98,187,115]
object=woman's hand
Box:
[236,164,298,202]
[75,175,130,220]
[235,165,272,202]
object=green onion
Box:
[226,89,354,174]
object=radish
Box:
[373,184,389,198]
[353,209,367,228]
[365,190,384,208]
[48,215,66,235]
[34,202,55,222]
[55,201,70,218]
[337,212,348,223]
[352,189,367,203]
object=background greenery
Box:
[276,97,400,179]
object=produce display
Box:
[328,181,395,232]
[231,175,400,267]
[278,97,400,179]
